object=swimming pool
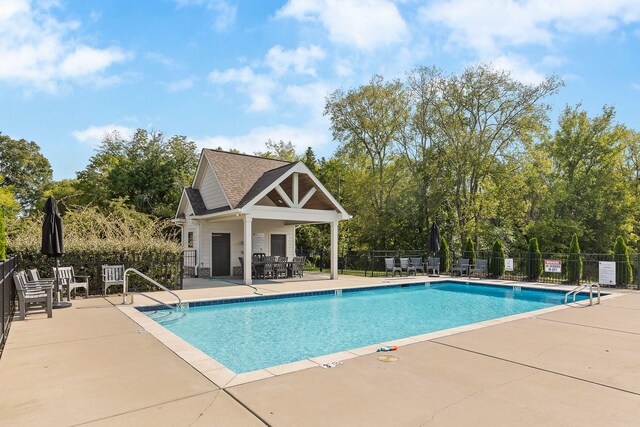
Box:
[142,281,588,374]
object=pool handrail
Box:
[122,268,182,310]
[564,282,600,306]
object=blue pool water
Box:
[144,282,587,373]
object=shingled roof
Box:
[203,149,294,209]
[184,187,230,216]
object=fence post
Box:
[179,253,184,290]
[637,253,640,290]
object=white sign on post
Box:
[599,261,616,286]
[505,258,514,272]
[252,233,265,253]
[544,260,562,273]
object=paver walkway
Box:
[1,278,640,426]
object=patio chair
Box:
[13,271,53,320]
[470,259,488,277]
[400,257,416,276]
[427,257,440,276]
[54,266,89,298]
[410,257,425,275]
[102,264,124,296]
[451,259,470,277]
[291,256,305,278]
[21,270,68,301]
[385,258,401,277]
[274,258,288,278]
[262,256,276,279]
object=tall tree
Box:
[255,140,298,161]
[404,65,562,251]
[325,74,410,248]
[0,133,53,212]
[536,105,633,252]
[76,130,198,217]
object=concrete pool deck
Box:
[1,276,640,426]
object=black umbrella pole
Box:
[53,258,72,309]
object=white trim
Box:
[250,205,342,222]
[292,173,299,205]
[203,153,232,208]
[298,187,316,208]
[240,162,351,219]
[274,185,294,208]
[191,150,209,188]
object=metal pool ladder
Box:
[564,283,600,306]
[122,268,183,310]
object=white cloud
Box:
[277,0,409,51]
[421,0,640,56]
[194,124,330,154]
[266,45,326,76]
[490,55,546,85]
[334,59,353,77]
[165,77,196,92]
[0,0,130,91]
[60,46,128,78]
[174,0,236,32]
[71,125,135,148]
[209,66,277,112]
[284,82,333,118]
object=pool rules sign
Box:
[599,261,615,286]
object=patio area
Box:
[2,276,640,426]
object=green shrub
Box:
[613,235,633,286]
[463,237,476,265]
[489,239,505,276]
[0,208,6,260]
[439,237,450,272]
[527,238,542,280]
[567,233,582,283]
[8,203,182,291]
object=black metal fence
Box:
[332,249,639,289]
[183,249,197,277]
[16,252,183,295]
[1,256,17,355]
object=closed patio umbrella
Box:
[429,222,440,255]
[41,196,71,308]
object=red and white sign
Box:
[544,260,562,273]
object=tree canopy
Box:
[2,63,640,260]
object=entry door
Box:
[211,233,231,276]
[271,234,286,258]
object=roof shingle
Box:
[203,150,293,208]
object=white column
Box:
[292,173,299,206]
[330,221,339,279]
[243,215,253,285]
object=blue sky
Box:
[1,0,639,180]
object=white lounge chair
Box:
[451,258,470,277]
[400,257,416,276]
[102,265,124,296]
[385,258,401,277]
[427,257,440,276]
[410,257,425,275]
[13,271,53,320]
[55,266,89,298]
[470,259,488,277]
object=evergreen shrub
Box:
[463,237,476,265]
[567,233,582,283]
[527,238,542,280]
[613,235,632,286]
[489,239,505,276]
